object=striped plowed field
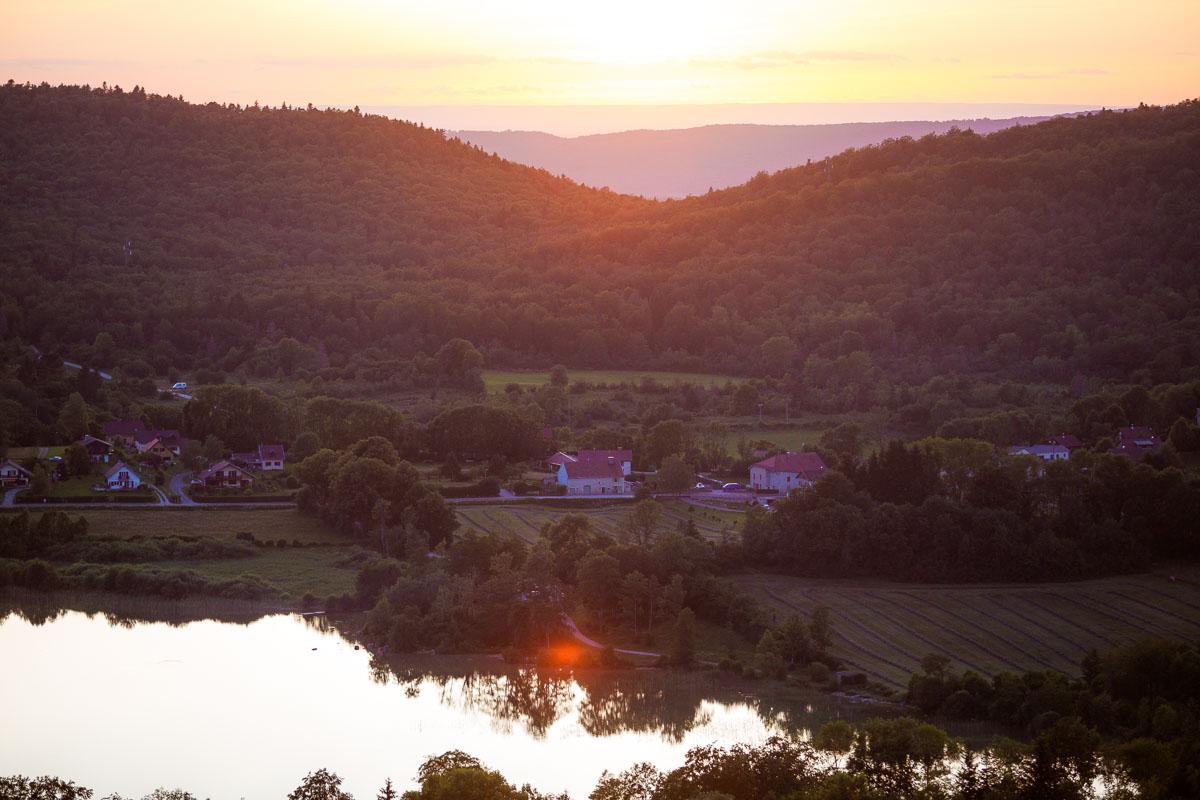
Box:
[738,568,1200,690]
[454,502,741,544]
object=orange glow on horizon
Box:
[1,1,1196,121]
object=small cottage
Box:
[198,460,255,489]
[0,459,33,487]
[105,461,142,490]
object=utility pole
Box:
[757,402,764,425]
[123,239,132,268]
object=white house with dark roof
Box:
[749,452,827,494]
[104,461,142,490]
[557,460,628,495]
[0,459,32,487]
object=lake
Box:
[0,605,893,799]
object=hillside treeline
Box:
[2,82,1198,395]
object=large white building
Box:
[749,451,827,494]
[557,460,628,495]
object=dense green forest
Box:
[2,82,1198,399]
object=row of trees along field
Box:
[2,83,1197,391]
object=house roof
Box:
[546,451,577,467]
[80,434,113,450]
[562,461,625,480]
[578,449,633,463]
[1047,434,1083,449]
[135,429,181,446]
[752,451,827,481]
[1116,426,1158,446]
[1009,444,1069,457]
[257,444,286,461]
[199,460,253,480]
[104,461,134,479]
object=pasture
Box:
[482,369,743,392]
[454,500,744,543]
[725,427,823,455]
[738,568,1200,690]
[58,508,346,544]
[156,547,359,598]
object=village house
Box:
[749,451,827,494]
[1110,426,1161,462]
[134,429,184,455]
[79,434,115,463]
[557,460,627,495]
[231,444,286,471]
[101,420,145,449]
[104,461,142,490]
[1008,444,1070,462]
[198,460,255,489]
[138,437,178,466]
[0,459,33,487]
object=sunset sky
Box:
[4,0,1197,133]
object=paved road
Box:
[561,613,661,659]
[62,360,113,381]
[149,484,171,506]
[169,471,198,505]
[2,487,26,507]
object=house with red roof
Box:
[1110,426,1161,462]
[557,460,627,495]
[577,449,633,475]
[749,451,827,494]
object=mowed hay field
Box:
[739,568,1200,691]
[482,369,743,392]
[54,508,346,544]
[15,508,360,598]
[455,501,744,543]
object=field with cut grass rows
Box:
[454,501,744,543]
[482,369,743,392]
[738,568,1200,690]
[47,508,348,544]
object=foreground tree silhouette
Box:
[288,769,353,800]
[376,778,397,800]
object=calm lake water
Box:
[0,606,893,799]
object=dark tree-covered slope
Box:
[1,82,1198,390]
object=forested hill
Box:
[1,82,1198,392]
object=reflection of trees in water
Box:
[4,598,860,743]
[370,654,820,742]
[2,592,283,628]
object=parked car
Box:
[171,381,188,391]
[721,482,746,492]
